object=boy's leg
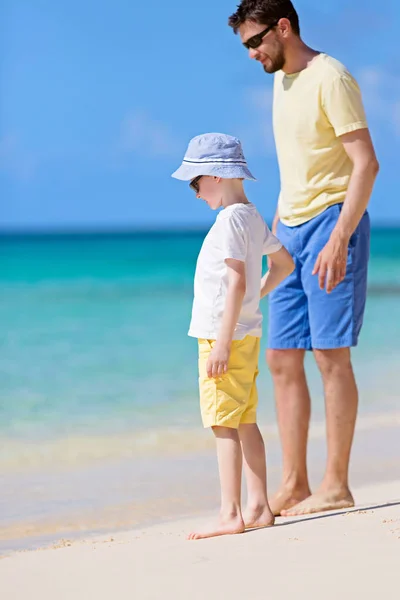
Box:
[237,339,274,527]
[188,426,245,540]
[239,423,275,528]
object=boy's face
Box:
[195,176,223,210]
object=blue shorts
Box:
[268,204,370,350]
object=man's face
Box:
[239,20,285,74]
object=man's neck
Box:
[282,39,320,75]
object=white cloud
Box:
[119,110,182,158]
[0,134,37,179]
[357,67,400,138]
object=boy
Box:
[172,133,294,540]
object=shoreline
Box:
[1,412,399,557]
[2,408,400,472]
[1,479,399,600]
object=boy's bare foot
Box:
[269,485,311,516]
[244,505,275,529]
[281,488,354,516]
[187,513,245,540]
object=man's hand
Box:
[312,234,349,294]
[206,342,230,379]
[313,129,379,294]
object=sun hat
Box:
[171,133,256,181]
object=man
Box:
[228,0,379,516]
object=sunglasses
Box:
[243,20,280,50]
[189,175,203,193]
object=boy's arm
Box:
[267,207,280,269]
[271,207,280,235]
[207,258,246,379]
[261,246,294,298]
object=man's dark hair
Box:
[228,0,300,36]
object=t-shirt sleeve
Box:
[263,224,282,255]
[322,73,368,137]
[220,215,247,262]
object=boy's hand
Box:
[206,342,230,379]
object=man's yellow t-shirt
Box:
[273,53,368,227]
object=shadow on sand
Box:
[245,499,400,534]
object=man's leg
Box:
[281,208,370,516]
[239,423,275,528]
[281,348,356,516]
[266,218,313,515]
[187,426,245,540]
[266,349,312,515]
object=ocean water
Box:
[1,229,400,552]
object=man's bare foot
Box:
[280,488,354,516]
[187,513,245,541]
[244,505,275,530]
[269,485,311,516]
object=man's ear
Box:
[214,177,222,183]
[278,17,291,38]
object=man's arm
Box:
[206,258,246,379]
[261,246,295,298]
[313,128,379,293]
[331,128,379,239]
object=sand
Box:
[1,479,399,600]
[2,411,399,557]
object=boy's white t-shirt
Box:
[188,203,282,340]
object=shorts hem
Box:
[267,337,312,350]
[202,419,241,429]
[239,415,257,425]
[311,336,358,350]
[202,417,257,429]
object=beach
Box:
[2,0,399,594]
[1,411,399,556]
[1,230,400,563]
[1,477,399,600]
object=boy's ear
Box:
[213,177,222,183]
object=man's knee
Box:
[313,348,352,378]
[266,349,305,379]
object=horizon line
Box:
[1,222,400,238]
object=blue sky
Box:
[1,0,400,230]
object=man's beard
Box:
[263,46,285,74]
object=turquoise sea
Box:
[1,229,400,553]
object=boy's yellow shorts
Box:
[198,335,260,429]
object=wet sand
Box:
[1,412,399,555]
[1,479,399,600]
